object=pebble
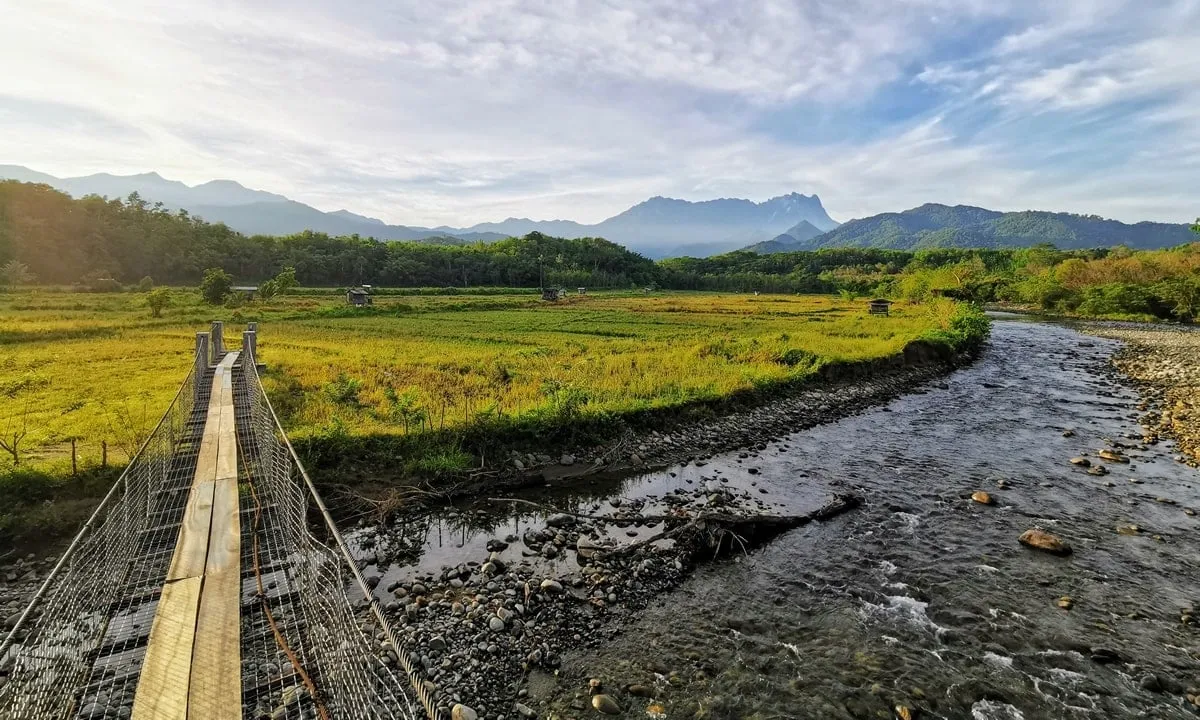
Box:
[452,704,479,720]
[591,694,622,715]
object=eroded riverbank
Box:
[362,318,1200,720]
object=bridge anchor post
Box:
[194,333,210,402]
[242,330,256,365]
[210,321,224,365]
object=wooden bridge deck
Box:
[133,352,242,720]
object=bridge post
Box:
[194,333,210,402]
[210,321,224,364]
[242,330,256,365]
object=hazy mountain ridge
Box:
[749,203,1193,253]
[0,165,837,255]
[744,219,824,253]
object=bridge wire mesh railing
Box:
[237,347,437,720]
[0,351,204,720]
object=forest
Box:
[1,180,1197,320]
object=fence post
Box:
[195,332,210,402]
[242,330,257,365]
[210,321,224,364]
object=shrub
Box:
[200,268,233,305]
[1076,283,1155,318]
[136,276,154,292]
[776,348,818,367]
[147,287,170,317]
[324,373,362,405]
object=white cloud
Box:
[0,0,1196,226]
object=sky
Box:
[1,0,1197,227]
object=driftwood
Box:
[488,493,864,559]
[600,493,862,558]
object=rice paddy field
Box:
[0,288,968,480]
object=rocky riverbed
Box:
[0,553,56,692]
[479,352,966,496]
[363,317,1200,719]
[1088,324,1200,468]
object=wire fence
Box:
[236,345,425,720]
[0,327,434,720]
[0,350,204,720]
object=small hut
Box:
[541,287,561,301]
[231,285,258,301]
[346,287,373,306]
[868,298,893,316]
[577,287,587,296]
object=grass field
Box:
[0,287,985,540]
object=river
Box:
[368,317,1200,719]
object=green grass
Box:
[0,287,986,542]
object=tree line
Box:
[1,180,1197,319]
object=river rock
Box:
[1087,465,1108,476]
[971,491,994,505]
[1018,529,1072,555]
[576,537,600,559]
[539,579,564,594]
[894,705,915,720]
[591,694,622,715]
[1098,449,1128,463]
[489,616,506,632]
[546,513,575,528]
[1058,596,1074,609]
[451,704,479,720]
[627,684,654,697]
[1116,524,1140,536]
[560,454,575,466]
[514,702,536,718]
[1069,457,1091,467]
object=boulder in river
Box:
[971,491,994,505]
[1018,529,1072,555]
[546,513,575,528]
[1070,457,1091,467]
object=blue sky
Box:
[0,0,1196,226]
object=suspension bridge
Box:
[0,323,442,720]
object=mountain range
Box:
[0,165,838,257]
[748,203,1193,253]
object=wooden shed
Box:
[868,298,893,316]
[346,287,373,306]
[541,287,561,301]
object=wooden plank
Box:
[132,576,203,720]
[189,352,243,717]
[166,481,215,581]
[189,477,241,718]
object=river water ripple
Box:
[536,318,1200,719]
[367,318,1200,719]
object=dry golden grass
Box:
[0,289,958,474]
